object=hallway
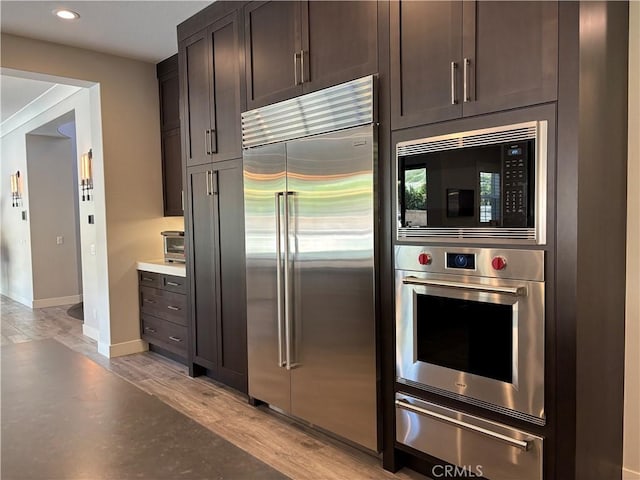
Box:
[0,297,423,480]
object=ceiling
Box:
[1,1,211,132]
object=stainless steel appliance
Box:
[396,121,548,244]
[161,231,185,263]
[395,393,544,480]
[395,245,545,425]
[242,76,377,451]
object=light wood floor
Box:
[1,296,426,480]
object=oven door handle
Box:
[402,276,527,296]
[395,399,531,451]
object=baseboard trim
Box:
[32,294,82,309]
[624,467,640,480]
[82,324,99,341]
[97,339,148,358]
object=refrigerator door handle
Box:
[284,190,293,370]
[275,192,286,368]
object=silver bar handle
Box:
[205,129,211,155]
[463,58,470,102]
[165,281,180,287]
[168,336,182,343]
[300,50,306,83]
[396,399,531,451]
[293,52,299,86]
[167,305,180,311]
[450,61,457,105]
[403,276,526,296]
[206,171,213,196]
[284,191,293,370]
[275,192,286,367]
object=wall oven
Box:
[395,245,545,425]
[396,121,547,244]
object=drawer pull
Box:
[165,281,180,287]
[142,276,155,282]
[396,399,531,451]
[167,305,180,311]
[144,327,157,333]
[143,299,156,304]
[169,336,182,343]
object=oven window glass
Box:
[415,294,513,383]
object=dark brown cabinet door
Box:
[390,1,463,129]
[301,1,378,93]
[209,12,243,162]
[462,1,558,116]
[245,1,303,109]
[182,32,212,167]
[187,165,218,369]
[157,54,183,216]
[161,128,183,216]
[215,160,247,390]
[182,12,243,166]
[186,160,247,392]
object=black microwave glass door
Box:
[398,140,534,229]
[415,293,513,384]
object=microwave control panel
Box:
[502,143,529,228]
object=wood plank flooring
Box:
[1,296,426,480]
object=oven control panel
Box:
[395,245,544,282]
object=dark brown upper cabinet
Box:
[245,1,378,110]
[181,11,243,167]
[157,54,183,216]
[391,1,558,130]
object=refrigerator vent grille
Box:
[242,76,374,148]
[396,122,538,157]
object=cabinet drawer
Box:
[160,274,186,294]
[395,393,543,480]
[138,271,161,288]
[140,286,187,326]
[141,314,188,356]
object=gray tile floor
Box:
[1,338,288,480]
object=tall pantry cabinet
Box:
[179,5,247,392]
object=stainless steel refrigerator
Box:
[242,76,377,451]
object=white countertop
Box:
[137,259,186,277]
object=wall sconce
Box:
[10,171,22,207]
[80,149,93,201]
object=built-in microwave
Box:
[396,121,547,244]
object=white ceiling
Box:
[0,1,211,134]
[0,1,212,63]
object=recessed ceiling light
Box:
[53,9,80,20]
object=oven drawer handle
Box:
[395,399,531,451]
[402,277,527,296]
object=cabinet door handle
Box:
[169,336,182,343]
[293,52,300,86]
[167,305,180,311]
[463,58,471,102]
[205,129,211,155]
[210,128,217,154]
[300,50,306,83]
[206,170,213,196]
[450,61,458,105]
[144,327,157,333]
[141,276,154,283]
[165,281,180,287]
[143,298,156,304]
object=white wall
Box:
[0,87,106,339]
[624,2,640,478]
[26,133,82,305]
[1,34,183,356]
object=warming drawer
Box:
[395,393,543,480]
